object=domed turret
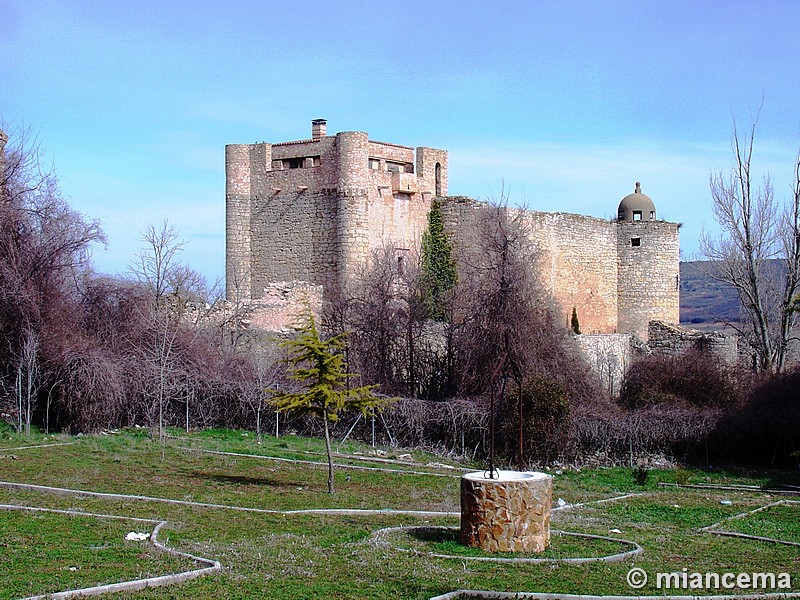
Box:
[617,182,656,222]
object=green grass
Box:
[0,509,193,599]
[0,427,798,599]
[714,502,800,543]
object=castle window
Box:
[435,162,442,196]
[386,161,404,173]
[369,158,381,170]
[631,237,641,247]
[285,158,304,169]
[650,210,655,219]
[397,255,405,275]
[633,210,642,221]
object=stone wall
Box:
[648,321,739,366]
[439,199,680,339]
[438,200,621,334]
[576,334,633,396]
[524,212,619,334]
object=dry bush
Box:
[618,349,738,409]
[709,368,800,465]
[295,397,489,457]
[565,397,722,465]
[496,375,570,466]
[49,345,126,433]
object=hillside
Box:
[680,261,741,325]
[680,259,792,326]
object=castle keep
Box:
[226,121,679,340]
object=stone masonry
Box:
[648,320,739,365]
[460,471,553,553]
[226,121,680,340]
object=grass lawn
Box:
[0,427,798,599]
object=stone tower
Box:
[616,182,680,340]
[225,120,447,309]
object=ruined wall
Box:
[617,222,680,340]
[648,321,739,366]
[246,281,324,333]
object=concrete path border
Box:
[371,525,643,564]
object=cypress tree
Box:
[571,306,581,334]
[420,198,457,320]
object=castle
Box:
[225,120,680,340]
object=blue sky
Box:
[3,0,800,285]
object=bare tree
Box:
[237,344,283,443]
[0,124,104,434]
[16,327,39,435]
[453,198,596,467]
[218,262,251,350]
[131,220,186,310]
[130,220,187,444]
[342,243,453,399]
[346,245,410,394]
[700,112,800,372]
[455,202,538,393]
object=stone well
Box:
[460,470,553,553]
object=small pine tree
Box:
[270,308,387,493]
[421,198,457,320]
[570,306,581,335]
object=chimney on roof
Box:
[311,119,327,140]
